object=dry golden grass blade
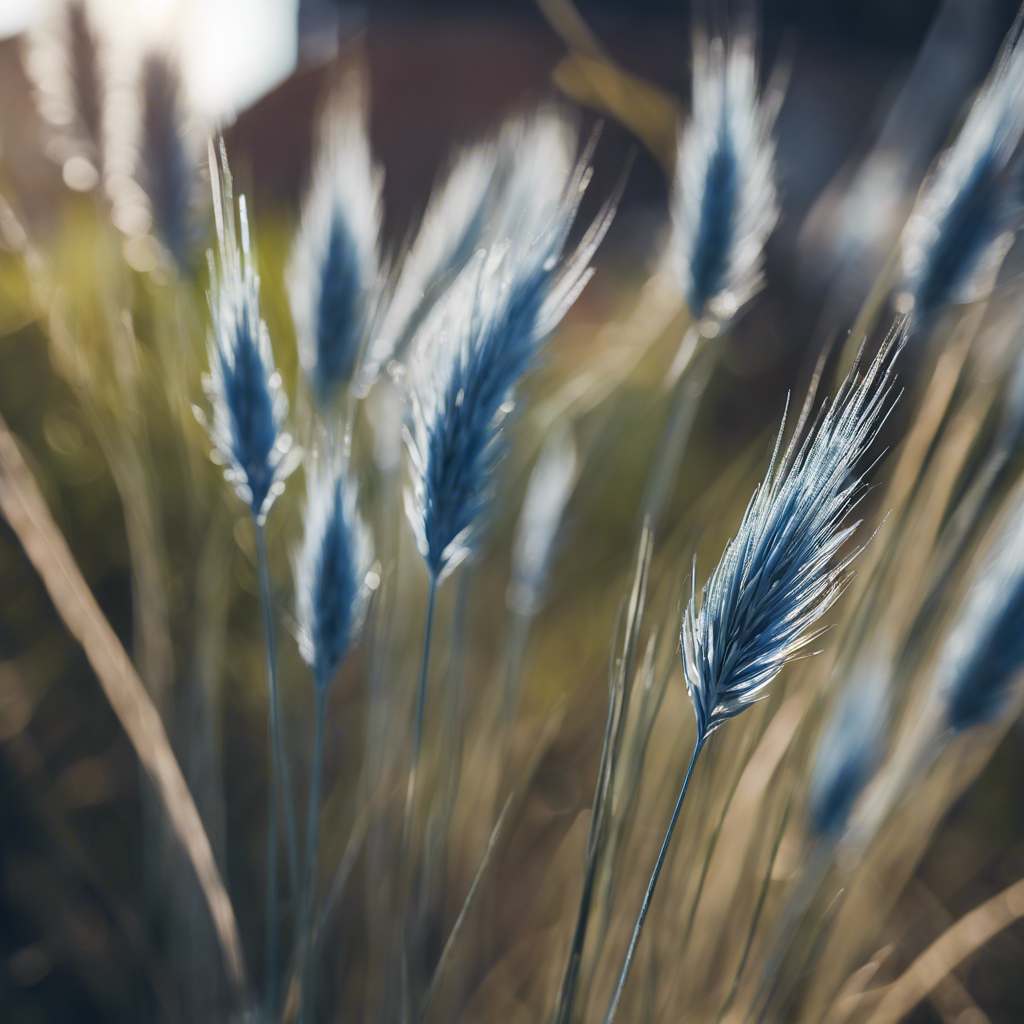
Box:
[536,0,679,172]
[0,412,247,1002]
[862,869,1024,1024]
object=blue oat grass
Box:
[404,148,607,584]
[197,138,299,1016]
[672,32,780,323]
[296,457,376,691]
[360,107,581,389]
[137,52,195,269]
[935,492,1024,732]
[198,139,298,524]
[360,134,504,388]
[603,328,903,1024]
[288,88,383,402]
[293,454,374,1020]
[399,141,614,920]
[899,18,1024,327]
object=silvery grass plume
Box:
[196,139,298,524]
[296,456,376,691]
[672,32,780,323]
[359,107,578,389]
[137,52,196,269]
[293,453,375,1019]
[681,332,902,742]
[603,329,902,1024]
[935,490,1024,732]
[404,146,611,584]
[289,87,383,402]
[899,15,1024,327]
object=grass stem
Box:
[603,736,705,1024]
[254,520,299,1015]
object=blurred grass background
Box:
[4,2,1024,1022]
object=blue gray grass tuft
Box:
[404,136,612,583]
[360,107,578,389]
[288,88,383,401]
[197,139,298,523]
[682,329,902,742]
[296,456,375,691]
[672,32,779,322]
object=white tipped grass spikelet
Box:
[604,328,903,1024]
[935,490,1024,733]
[404,174,610,585]
[899,16,1024,326]
[288,85,383,402]
[490,106,578,254]
[360,106,584,389]
[198,139,298,525]
[360,134,505,388]
[672,31,780,323]
[296,455,376,691]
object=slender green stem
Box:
[603,736,705,1024]
[399,577,439,1013]
[403,577,438,861]
[298,685,327,1024]
[254,520,299,1015]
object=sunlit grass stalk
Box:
[297,684,327,1024]
[603,736,705,1024]
[254,520,299,1015]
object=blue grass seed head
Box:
[936,493,1024,732]
[808,655,890,837]
[681,330,903,741]
[198,139,298,523]
[900,24,1024,326]
[672,33,779,323]
[138,52,196,268]
[359,134,506,389]
[289,88,383,401]
[296,456,376,690]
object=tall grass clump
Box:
[603,329,902,1022]
[12,5,1024,1024]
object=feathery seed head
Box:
[507,422,578,616]
[404,118,614,583]
[936,493,1024,732]
[289,89,383,401]
[808,657,890,838]
[899,25,1024,326]
[200,139,297,524]
[360,107,582,389]
[681,330,902,741]
[296,456,375,690]
[359,135,506,389]
[672,33,779,323]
